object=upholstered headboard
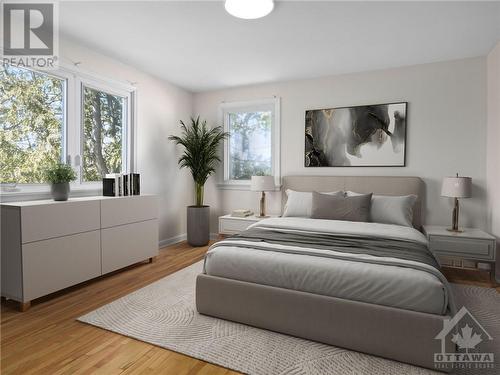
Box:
[281,176,425,229]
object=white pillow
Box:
[346,191,417,227]
[283,189,344,217]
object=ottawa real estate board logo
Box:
[2,1,59,69]
[434,306,495,370]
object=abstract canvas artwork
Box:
[305,102,407,167]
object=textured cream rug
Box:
[78,261,500,375]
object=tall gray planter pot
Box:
[51,182,70,201]
[187,205,210,247]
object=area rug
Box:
[78,261,500,375]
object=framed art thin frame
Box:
[305,101,408,167]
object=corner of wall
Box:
[486,41,500,281]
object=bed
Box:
[196,176,456,371]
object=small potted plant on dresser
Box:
[169,117,228,246]
[45,163,77,201]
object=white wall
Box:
[194,58,488,233]
[60,38,194,245]
[486,42,500,280]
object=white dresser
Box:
[1,195,158,311]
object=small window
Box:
[221,98,280,187]
[0,65,66,183]
[82,86,127,182]
[228,110,272,180]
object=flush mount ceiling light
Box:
[224,0,274,20]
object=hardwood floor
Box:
[1,241,239,375]
[442,266,500,291]
[1,241,498,374]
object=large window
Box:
[0,65,65,183]
[0,65,134,190]
[221,98,280,188]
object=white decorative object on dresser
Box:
[218,214,278,235]
[423,225,496,280]
[1,195,158,311]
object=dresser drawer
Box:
[429,235,495,261]
[21,201,100,243]
[101,219,158,274]
[22,230,101,301]
[100,195,158,228]
[219,218,257,235]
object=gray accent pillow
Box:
[346,191,417,227]
[283,189,344,217]
[311,192,372,222]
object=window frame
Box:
[219,97,280,190]
[78,79,132,184]
[0,63,136,199]
[38,69,70,166]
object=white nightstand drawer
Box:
[429,236,494,260]
[219,217,257,235]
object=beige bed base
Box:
[196,176,454,371]
[196,274,454,371]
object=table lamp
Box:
[441,173,472,232]
[251,176,275,217]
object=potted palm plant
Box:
[44,163,77,201]
[169,117,228,246]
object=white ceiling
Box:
[60,1,500,92]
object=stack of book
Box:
[103,173,140,197]
[231,209,254,218]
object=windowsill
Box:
[217,182,251,191]
[217,181,282,191]
[1,183,102,203]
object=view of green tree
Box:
[0,65,64,183]
[82,87,124,181]
[228,111,272,180]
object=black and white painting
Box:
[305,102,407,167]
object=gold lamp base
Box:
[259,191,267,217]
[447,197,465,233]
[446,228,464,233]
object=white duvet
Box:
[204,217,449,315]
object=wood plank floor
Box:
[1,241,498,374]
[1,241,239,375]
[442,267,499,291]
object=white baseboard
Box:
[159,233,219,249]
[159,234,186,248]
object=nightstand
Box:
[218,214,278,235]
[422,225,496,281]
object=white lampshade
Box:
[251,176,275,192]
[225,0,274,20]
[441,176,472,198]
